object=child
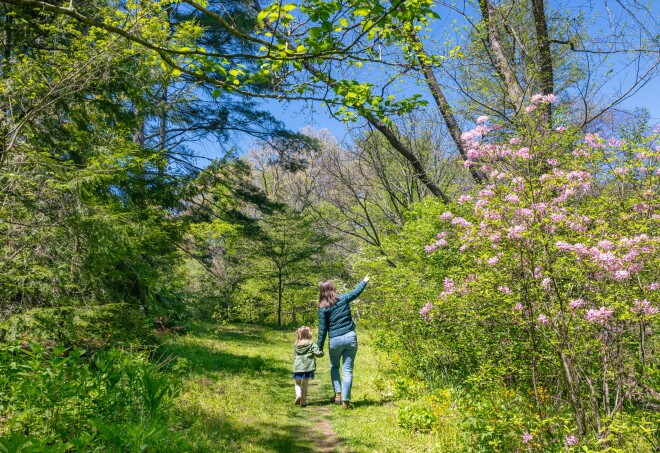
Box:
[293,326,324,407]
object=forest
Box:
[0,0,659,450]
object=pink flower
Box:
[633,203,648,212]
[464,160,474,168]
[451,217,472,228]
[419,303,433,321]
[608,137,625,147]
[649,282,660,290]
[556,126,567,132]
[516,208,534,220]
[505,194,520,203]
[425,244,437,254]
[476,115,489,124]
[522,432,533,443]
[547,158,558,166]
[436,232,447,239]
[440,211,453,221]
[525,104,536,113]
[514,303,524,311]
[444,278,455,291]
[499,285,512,294]
[510,137,521,145]
[556,241,573,252]
[537,313,549,325]
[569,299,585,310]
[458,195,473,204]
[508,224,526,240]
[543,93,557,103]
[613,269,630,281]
[614,167,629,175]
[541,277,551,290]
[630,299,659,316]
[479,187,495,198]
[565,435,579,447]
[435,238,448,247]
[488,256,500,266]
[585,306,613,324]
[517,147,531,159]
[534,267,542,279]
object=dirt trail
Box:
[309,405,343,453]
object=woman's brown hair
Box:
[295,326,313,345]
[318,280,339,309]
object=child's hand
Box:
[364,273,370,282]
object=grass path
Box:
[164,323,439,452]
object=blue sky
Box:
[193,0,660,161]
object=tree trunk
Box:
[478,0,525,110]
[410,33,484,184]
[530,0,553,128]
[277,269,282,326]
[133,105,145,148]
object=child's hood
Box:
[294,340,314,354]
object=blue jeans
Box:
[329,331,358,401]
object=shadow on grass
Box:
[189,322,286,348]
[166,342,291,376]
[176,402,320,452]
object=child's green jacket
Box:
[293,340,324,373]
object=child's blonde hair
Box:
[295,326,313,345]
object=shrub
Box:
[420,105,660,448]
[0,342,187,451]
[0,303,156,351]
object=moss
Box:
[0,303,157,350]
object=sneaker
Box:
[330,393,341,404]
[294,397,301,406]
[341,401,353,410]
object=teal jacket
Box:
[317,280,367,351]
[293,341,324,373]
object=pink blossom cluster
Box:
[537,313,549,326]
[425,236,447,254]
[568,299,586,310]
[419,303,433,321]
[553,237,657,281]
[630,299,659,316]
[522,432,533,443]
[531,93,557,104]
[508,224,526,240]
[565,435,579,447]
[451,217,473,228]
[584,306,613,324]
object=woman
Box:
[316,274,370,409]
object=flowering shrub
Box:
[423,102,660,448]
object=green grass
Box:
[163,323,443,452]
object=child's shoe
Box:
[341,401,353,410]
[294,397,301,406]
[330,392,341,404]
[300,397,307,408]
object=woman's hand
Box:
[364,273,370,283]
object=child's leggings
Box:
[294,378,309,401]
